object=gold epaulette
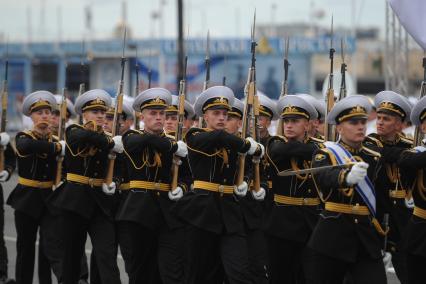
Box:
[362,146,381,158]
[308,136,325,149]
[316,148,338,166]
[20,130,37,140]
[123,129,142,138]
[184,127,207,142]
[309,136,325,143]
[165,131,176,137]
[265,135,289,173]
[365,134,383,148]
[268,135,288,144]
[398,133,413,146]
[164,133,175,140]
[68,123,84,129]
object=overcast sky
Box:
[0,0,386,42]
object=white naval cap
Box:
[228,98,245,119]
[53,94,76,118]
[374,90,412,122]
[410,96,426,126]
[257,93,279,120]
[166,95,195,119]
[133,88,172,112]
[295,94,326,121]
[194,86,235,117]
[277,95,318,120]
[74,89,112,115]
[22,90,57,117]
[107,98,135,120]
[326,95,372,125]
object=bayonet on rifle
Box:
[105,28,127,185]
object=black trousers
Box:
[117,221,161,284]
[40,213,90,283]
[14,209,64,284]
[118,221,185,284]
[61,209,120,284]
[38,233,52,284]
[390,244,408,284]
[303,248,387,284]
[246,229,268,284]
[90,251,101,284]
[267,234,306,284]
[14,210,38,284]
[407,253,426,284]
[0,186,7,279]
[184,225,252,284]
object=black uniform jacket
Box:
[8,130,58,219]
[364,133,413,249]
[240,133,272,231]
[53,124,116,220]
[174,127,252,235]
[398,147,426,257]
[115,129,185,231]
[308,141,384,262]
[264,135,323,243]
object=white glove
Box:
[175,141,188,158]
[102,182,116,195]
[112,136,124,153]
[0,170,9,182]
[345,162,369,186]
[0,132,10,147]
[168,186,184,201]
[234,181,248,197]
[245,137,258,155]
[383,252,392,271]
[251,187,266,201]
[405,197,414,209]
[59,140,66,156]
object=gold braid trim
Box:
[311,172,332,203]
[14,131,54,158]
[187,145,222,157]
[385,164,398,183]
[290,158,309,180]
[218,148,229,170]
[123,148,146,170]
[64,129,96,157]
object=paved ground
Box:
[1,174,400,283]
[2,174,128,283]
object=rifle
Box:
[276,37,290,136]
[324,16,336,142]
[198,31,210,127]
[383,213,390,252]
[77,40,86,124]
[54,63,68,187]
[171,56,188,190]
[222,52,227,86]
[338,38,347,101]
[105,29,127,185]
[0,42,9,172]
[413,56,426,147]
[147,46,152,89]
[236,11,261,193]
[134,47,140,130]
